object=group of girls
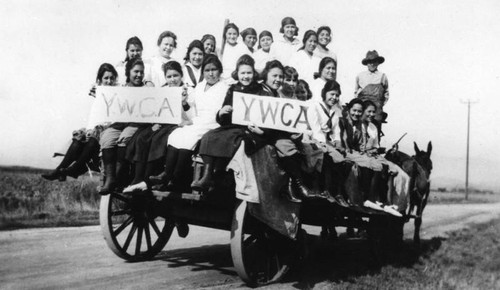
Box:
[42,16,403,216]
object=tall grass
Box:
[0,167,101,230]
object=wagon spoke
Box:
[114,216,133,236]
[123,222,137,252]
[135,226,143,256]
[144,223,152,251]
[112,209,132,216]
[112,193,130,204]
[149,218,161,236]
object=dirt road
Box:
[1,203,499,289]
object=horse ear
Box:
[427,141,432,156]
[414,142,420,154]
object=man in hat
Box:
[354,50,389,127]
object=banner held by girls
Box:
[87,86,183,127]
[232,92,312,133]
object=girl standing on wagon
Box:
[271,17,301,65]
[314,26,337,62]
[254,30,274,73]
[201,34,218,56]
[146,31,178,87]
[98,58,154,195]
[288,30,321,85]
[310,57,338,103]
[241,28,258,54]
[149,55,229,191]
[115,36,143,85]
[182,40,205,88]
[220,23,246,79]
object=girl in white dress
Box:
[146,31,178,87]
[151,55,229,191]
[220,23,246,79]
[253,30,274,73]
[288,30,320,85]
[270,17,301,65]
[182,40,205,88]
[314,26,337,62]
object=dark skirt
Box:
[198,125,247,158]
[148,124,178,162]
[125,126,154,163]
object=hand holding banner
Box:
[232,92,312,133]
[87,86,183,127]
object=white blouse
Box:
[288,50,321,85]
[270,35,301,66]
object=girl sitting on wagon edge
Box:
[149,54,228,191]
[98,58,154,195]
[42,63,118,182]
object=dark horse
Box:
[385,141,433,244]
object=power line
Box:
[460,98,479,200]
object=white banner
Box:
[232,92,312,133]
[87,86,183,127]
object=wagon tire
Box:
[230,200,290,287]
[100,192,174,261]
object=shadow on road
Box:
[153,244,237,277]
[140,236,443,288]
[288,235,445,289]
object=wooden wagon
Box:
[99,145,408,287]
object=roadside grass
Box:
[293,218,500,289]
[0,166,101,230]
[428,190,500,205]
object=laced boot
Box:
[62,138,100,179]
[292,177,319,199]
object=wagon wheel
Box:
[100,192,174,261]
[231,200,290,287]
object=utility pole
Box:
[460,99,478,200]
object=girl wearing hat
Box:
[220,22,247,79]
[314,26,337,62]
[182,40,205,88]
[354,50,389,126]
[288,30,321,85]
[270,17,301,65]
[145,31,179,87]
[253,30,274,73]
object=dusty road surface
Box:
[1,202,500,289]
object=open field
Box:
[1,166,498,230]
[0,166,100,230]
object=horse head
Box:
[413,141,433,178]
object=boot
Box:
[99,148,117,195]
[149,146,178,185]
[170,149,193,192]
[191,156,215,191]
[115,147,130,189]
[292,177,319,199]
[284,178,302,203]
[41,140,83,181]
[61,138,100,179]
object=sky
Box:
[0,0,499,190]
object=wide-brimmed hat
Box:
[362,50,385,65]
